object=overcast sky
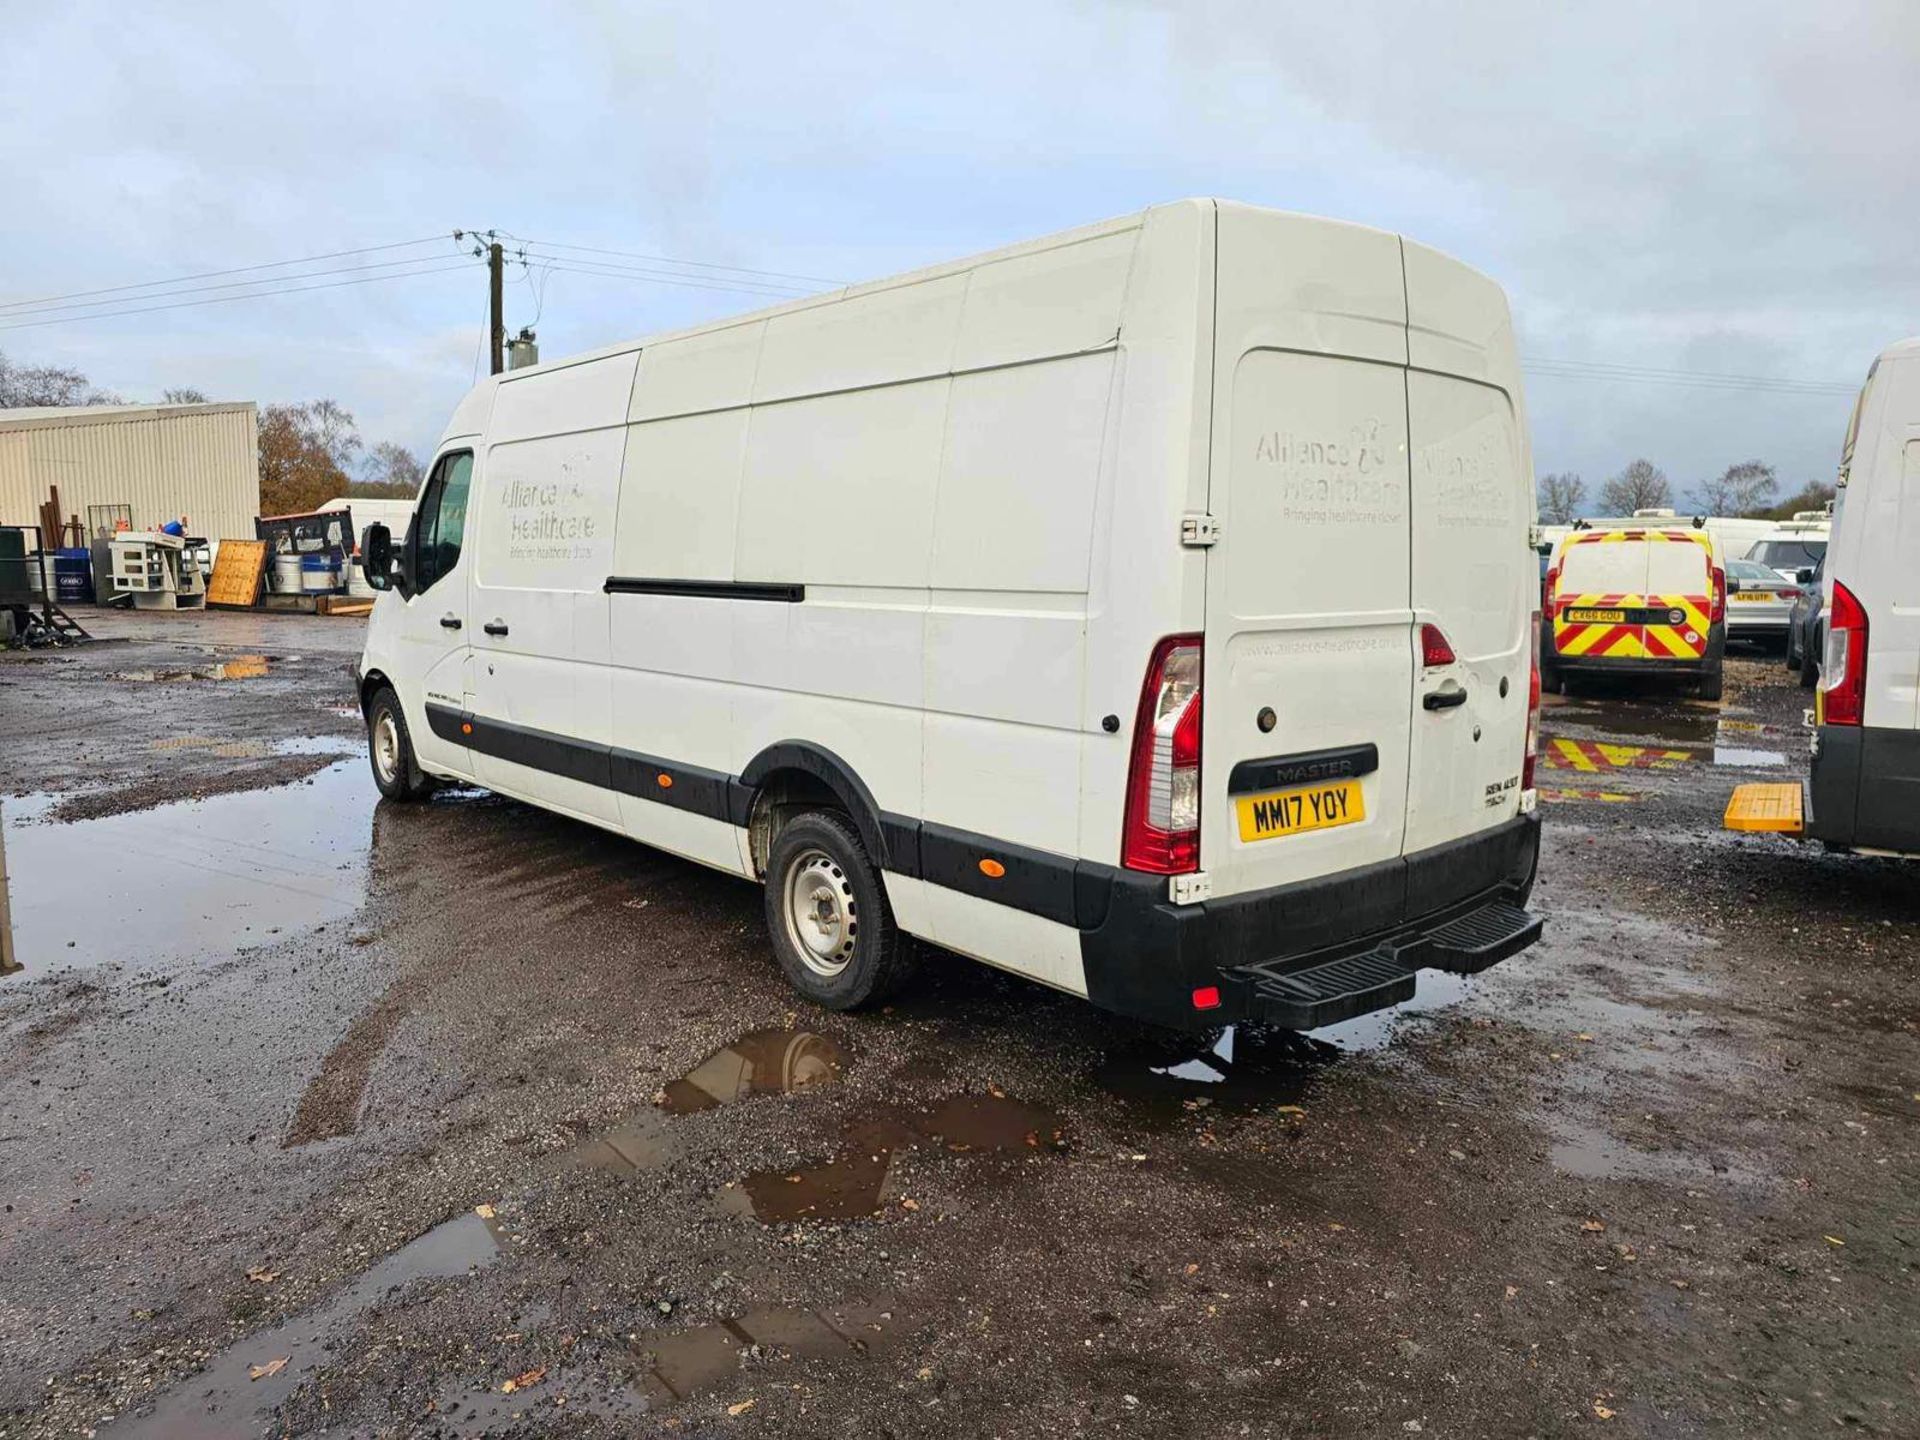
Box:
[4,0,1915,504]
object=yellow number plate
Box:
[1732,591,1772,602]
[1236,779,1365,843]
[1566,607,1625,623]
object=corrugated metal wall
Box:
[0,404,261,543]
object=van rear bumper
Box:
[1808,724,1920,854]
[1078,813,1542,1032]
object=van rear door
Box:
[1198,207,1414,899]
[1554,536,1651,659]
[1402,368,1533,849]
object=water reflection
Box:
[2,760,376,977]
[658,1029,846,1115]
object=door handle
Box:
[1423,686,1468,711]
[483,621,509,637]
[439,614,462,630]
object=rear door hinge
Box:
[1180,513,1220,548]
[1170,871,1212,905]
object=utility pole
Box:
[488,241,505,376]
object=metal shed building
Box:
[0,402,260,543]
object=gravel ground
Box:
[1,616,1915,1438]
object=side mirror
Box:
[361,524,393,592]
[1796,567,1815,585]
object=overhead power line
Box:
[5,252,487,320]
[512,237,847,288]
[1523,357,1858,397]
[524,255,819,301]
[0,261,476,333]
[0,235,451,314]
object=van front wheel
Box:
[366,687,433,802]
[764,811,908,1010]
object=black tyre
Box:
[366,686,433,802]
[763,810,910,1010]
[1799,648,1819,690]
[1786,631,1801,672]
[1695,664,1724,703]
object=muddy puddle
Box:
[149,734,361,761]
[658,1028,847,1114]
[629,1297,898,1402]
[558,1029,1065,1225]
[1094,970,1477,1122]
[1539,696,1797,784]
[2,758,376,977]
[112,652,275,682]
[1546,1117,1769,1187]
[711,1093,1070,1224]
[104,1210,500,1439]
[1096,1025,1335,1122]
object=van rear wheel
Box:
[1694,666,1724,703]
[763,811,909,1010]
[366,686,433,802]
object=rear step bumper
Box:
[1078,813,1541,1033]
[1230,900,1541,1030]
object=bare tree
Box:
[1753,479,1836,522]
[1537,472,1586,525]
[350,440,425,498]
[1687,460,1778,516]
[1599,458,1673,515]
[0,350,121,407]
[161,387,210,404]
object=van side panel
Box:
[1075,200,1214,867]
[1898,436,1920,731]
[471,353,637,828]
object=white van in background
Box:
[354,200,1544,1032]
[1749,511,1833,583]
[1809,339,1920,855]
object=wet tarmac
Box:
[103,1210,501,1439]
[4,628,1917,1438]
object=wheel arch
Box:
[737,742,898,877]
[358,668,395,718]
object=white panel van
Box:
[1809,338,1920,855]
[354,200,1544,1032]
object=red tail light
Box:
[1709,566,1727,624]
[1779,588,1802,601]
[1544,565,1561,614]
[1819,579,1868,726]
[1420,623,1457,668]
[1521,614,1542,792]
[1122,634,1203,874]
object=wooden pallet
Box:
[317,595,374,617]
[206,539,267,608]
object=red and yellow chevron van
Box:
[1542,524,1727,699]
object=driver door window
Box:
[414,451,473,593]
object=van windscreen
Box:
[1751,537,1827,569]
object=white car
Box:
[351,200,1544,1032]
[1723,558,1802,646]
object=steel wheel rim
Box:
[372,710,401,785]
[782,848,858,978]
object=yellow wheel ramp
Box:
[1723,782,1805,835]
